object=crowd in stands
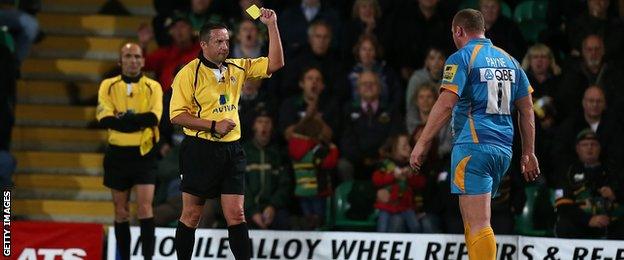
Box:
[2,0,624,239]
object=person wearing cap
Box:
[243,111,291,230]
[96,43,163,260]
[552,86,623,187]
[169,7,284,260]
[554,129,624,239]
[137,12,202,157]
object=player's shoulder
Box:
[179,58,201,73]
[100,75,122,88]
[447,48,472,65]
[141,76,162,90]
[225,58,248,71]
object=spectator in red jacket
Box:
[373,133,425,232]
[288,115,339,230]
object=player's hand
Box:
[588,215,610,228]
[259,8,277,25]
[599,186,616,201]
[215,119,236,135]
[252,213,267,229]
[520,153,540,182]
[409,142,427,174]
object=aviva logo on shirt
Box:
[213,94,237,113]
[219,94,229,105]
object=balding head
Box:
[119,43,144,77]
[582,34,604,71]
[451,9,486,49]
[582,86,606,120]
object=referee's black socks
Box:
[175,221,196,260]
[139,217,155,260]
[228,222,251,260]
[114,221,130,260]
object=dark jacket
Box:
[340,99,403,177]
[243,141,292,216]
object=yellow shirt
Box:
[96,75,163,151]
[170,54,270,142]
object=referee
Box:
[96,43,162,260]
[170,8,284,260]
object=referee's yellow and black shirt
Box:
[96,74,163,151]
[170,52,271,142]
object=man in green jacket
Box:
[243,112,292,229]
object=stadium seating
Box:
[12,0,154,224]
[325,180,378,231]
[513,0,548,43]
[458,0,513,18]
[514,185,555,236]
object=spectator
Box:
[151,0,228,46]
[373,134,425,233]
[244,112,292,230]
[555,129,624,239]
[410,125,446,233]
[567,0,624,59]
[138,13,201,152]
[138,14,201,93]
[480,0,527,60]
[406,83,453,159]
[542,0,586,58]
[278,67,337,142]
[272,20,345,101]
[390,0,454,80]
[239,79,277,140]
[231,19,265,58]
[288,113,339,230]
[0,1,39,65]
[406,48,445,129]
[342,0,386,63]
[533,96,559,186]
[339,71,402,180]
[279,0,341,56]
[346,34,401,109]
[553,86,623,187]
[521,44,562,101]
[558,34,623,120]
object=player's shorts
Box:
[103,145,157,191]
[179,135,246,199]
[450,143,511,196]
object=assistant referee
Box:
[169,8,284,260]
[96,43,162,260]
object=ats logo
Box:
[213,94,237,113]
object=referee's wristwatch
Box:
[210,120,222,139]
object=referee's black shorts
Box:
[179,135,246,199]
[103,145,157,191]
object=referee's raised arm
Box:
[259,8,285,74]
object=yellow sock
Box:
[468,226,496,260]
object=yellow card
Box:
[246,5,261,20]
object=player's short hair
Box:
[199,23,229,42]
[452,9,486,34]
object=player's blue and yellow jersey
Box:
[440,38,533,154]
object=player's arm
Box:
[169,67,235,134]
[410,53,465,169]
[260,8,284,74]
[415,90,458,148]
[515,95,540,181]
